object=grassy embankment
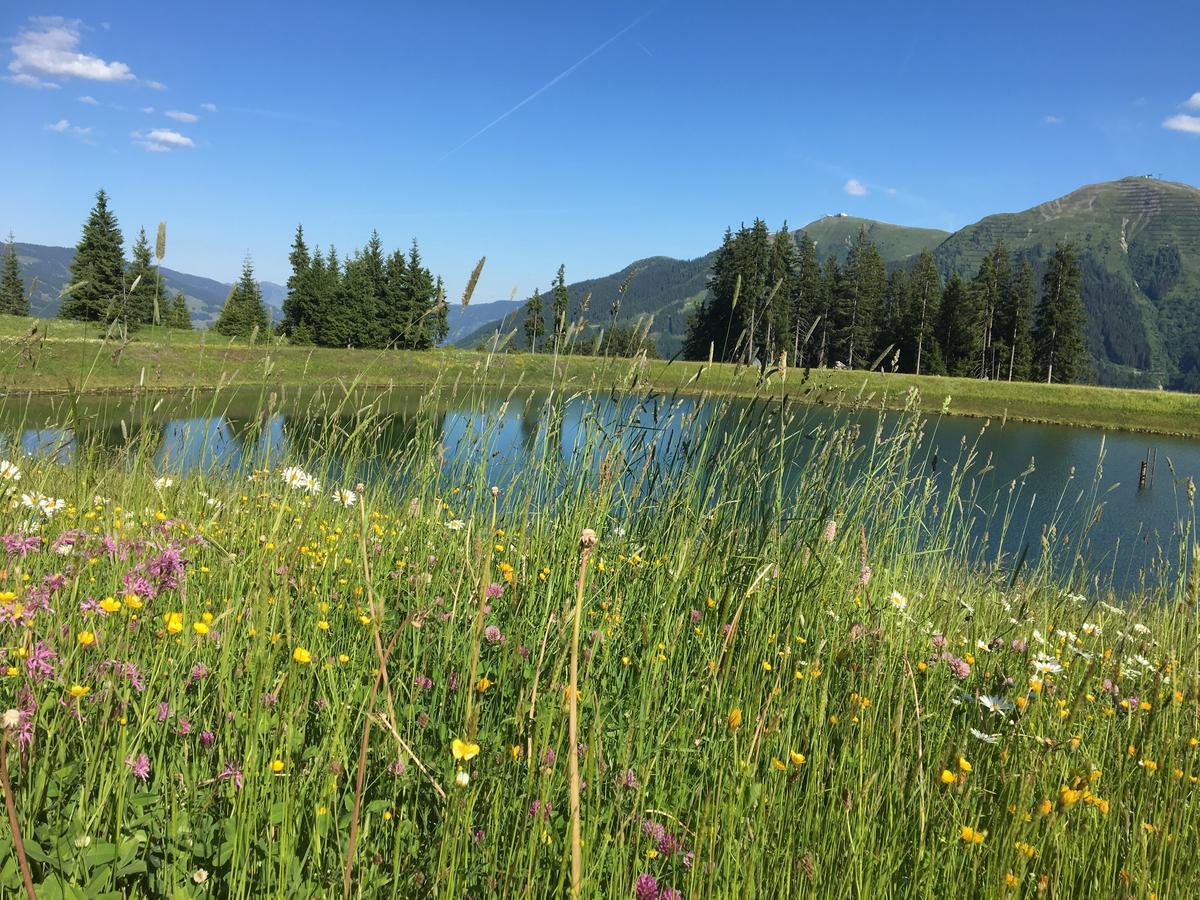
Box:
[1,314,1198,436]
[0,368,1196,898]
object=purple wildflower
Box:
[486,582,504,599]
[126,753,150,781]
[484,625,505,644]
[200,730,215,749]
[156,702,172,722]
[25,641,57,682]
[217,760,244,790]
[635,874,660,900]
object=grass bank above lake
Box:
[2,314,1198,437]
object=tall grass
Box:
[0,357,1197,898]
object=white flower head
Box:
[153,476,174,489]
[1031,654,1063,675]
[332,488,357,508]
[0,461,20,482]
[970,728,1001,744]
[979,695,1013,714]
[889,591,908,611]
[445,519,465,531]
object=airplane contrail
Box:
[441,7,655,159]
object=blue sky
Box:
[2,0,1198,299]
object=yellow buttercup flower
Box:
[727,707,743,730]
[293,646,312,665]
[451,738,480,762]
[789,750,806,766]
[960,825,985,844]
[270,759,285,773]
[77,630,96,647]
[939,769,956,785]
[67,684,90,698]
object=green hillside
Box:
[933,177,1200,389]
[455,219,945,356]
[802,214,949,264]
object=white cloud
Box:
[200,102,218,113]
[133,127,195,151]
[1043,115,1063,125]
[141,106,155,114]
[1163,114,1200,135]
[843,178,868,197]
[46,118,92,138]
[144,79,167,91]
[6,72,59,88]
[1183,92,1200,111]
[78,94,98,104]
[165,110,199,122]
[8,17,135,87]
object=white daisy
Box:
[0,460,20,482]
[332,488,357,507]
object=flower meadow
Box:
[0,382,1198,899]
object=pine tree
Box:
[551,264,570,353]
[765,225,797,362]
[403,240,438,350]
[524,288,545,352]
[834,227,885,368]
[880,267,910,370]
[970,251,1000,379]
[938,272,978,376]
[907,249,941,375]
[359,230,386,348]
[999,257,1035,381]
[684,229,736,361]
[1,234,28,316]
[815,256,841,368]
[1032,243,1087,384]
[63,189,126,322]
[281,224,311,338]
[790,231,822,367]
[166,290,192,329]
[125,227,163,326]
[215,257,268,341]
[988,241,1013,379]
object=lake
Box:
[0,384,1195,593]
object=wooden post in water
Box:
[1139,456,1148,491]
[1150,447,1157,488]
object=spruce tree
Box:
[790,231,822,366]
[907,249,941,375]
[215,257,268,341]
[970,251,1000,379]
[988,241,1013,379]
[1032,243,1087,384]
[999,257,1035,381]
[126,227,162,326]
[359,230,386,348]
[551,264,570,353]
[938,272,978,376]
[63,189,126,322]
[524,288,545,352]
[684,229,737,361]
[167,290,192,329]
[815,256,841,368]
[281,224,311,338]
[880,267,910,370]
[835,227,886,368]
[1,234,28,316]
[403,240,437,350]
[765,225,797,362]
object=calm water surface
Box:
[1,386,1195,591]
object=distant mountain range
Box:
[12,176,1200,388]
[455,177,1200,390]
[9,242,287,328]
[9,240,517,341]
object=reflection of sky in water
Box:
[2,389,1198,590]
